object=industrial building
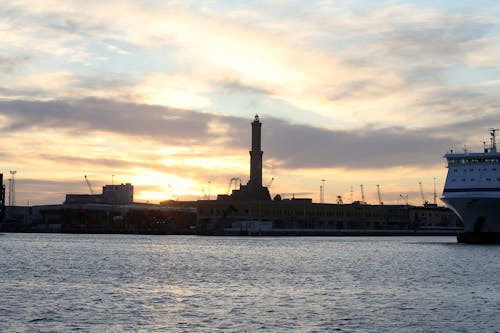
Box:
[65,183,134,204]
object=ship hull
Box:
[442,195,500,243]
[456,232,500,244]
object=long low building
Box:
[196,198,462,235]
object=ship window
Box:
[451,179,456,182]
[461,179,466,181]
[471,178,475,181]
[486,178,491,181]
[470,168,474,171]
[493,168,497,171]
[453,169,457,172]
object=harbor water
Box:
[1,234,499,332]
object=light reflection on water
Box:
[1,234,499,332]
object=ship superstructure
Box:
[0,173,5,223]
[442,129,500,242]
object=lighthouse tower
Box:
[248,115,263,188]
[227,115,271,201]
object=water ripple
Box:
[1,234,499,332]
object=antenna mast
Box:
[376,184,382,205]
[360,184,365,203]
[433,177,437,205]
[489,128,499,152]
[320,179,325,203]
[9,170,16,207]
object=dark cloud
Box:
[0,98,471,170]
[0,98,235,145]
[262,118,459,169]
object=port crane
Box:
[419,181,428,205]
[399,194,409,205]
[84,175,95,195]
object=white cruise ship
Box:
[442,129,500,243]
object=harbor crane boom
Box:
[267,177,274,188]
[84,175,95,195]
[419,181,427,205]
[400,194,408,205]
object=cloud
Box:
[0,98,218,144]
[262,118,459,170]
[0,54,32,73]
[0,98,467,170]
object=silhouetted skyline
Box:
[2,1,500,205]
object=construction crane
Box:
[419,181,427,205]
[376,184,383,205]
[360,184,365,203]
[267,177,274,188]
[400,194,409,205]
[84,175,95,195]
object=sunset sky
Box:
[2,0,500,206]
